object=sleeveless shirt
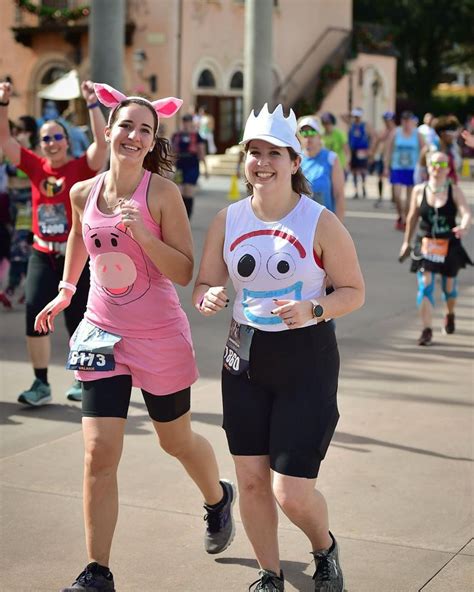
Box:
[223,195,327,332]
[82,170,189,338]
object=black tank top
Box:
[418,183,456,239]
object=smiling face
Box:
[106,103,156,164]
[39,121,69,165]
[245,139,299,192]
[428,151,449,181]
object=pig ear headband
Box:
[93,83,183,125]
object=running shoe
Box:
[444,313,455,334]
[66,379,82,401]
[417,327,433,346]
[249,570,285,591]
[312,532,344,592]
[352,193,359,200]
[394,218,405,232]
[203,479,236,554]
[60,562,115,591]
[17,379,52,406]
[0,291,12,309]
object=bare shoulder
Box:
[149,172,180,201]
[70,176,98,212]
[315,208,351,246]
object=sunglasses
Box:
[299,129,319,137]
[41,133,65,143]
[430,161,448,169]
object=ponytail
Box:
[143,136,174,176]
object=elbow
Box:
[356,285,366,311]
[175,264,194,287]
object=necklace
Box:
[102,173,143,212]
[427,181,447,194]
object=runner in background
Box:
[385,111,424,231]
[320,112,350,178]
[0,80,108,406]
[348,108,373,199]
[369,111,396,208]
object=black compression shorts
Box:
[222,321,340,479]
[25,249,89,337]
[82,374,191,422]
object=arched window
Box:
[197,68,216,88]
[230,71,243,90]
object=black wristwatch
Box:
[310,299,324,319]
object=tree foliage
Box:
[354,0,474,102]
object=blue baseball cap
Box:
[382,111,395,120]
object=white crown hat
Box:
[240,103,303,156]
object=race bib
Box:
[223,319,255,375]
[38,203,69,236]
[67,319,122,372]
[356,149,368,159]
[421,237,449,263]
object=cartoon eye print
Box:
[266,251,296,280]
[231,244,261,282]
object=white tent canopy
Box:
[38,69,81,101]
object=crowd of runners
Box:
[0,78,472,592]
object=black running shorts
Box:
[82,374,191,422]
[222,321,340,479]
[25,249,89,337]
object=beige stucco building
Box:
[2,0,396,152]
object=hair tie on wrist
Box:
[87,101,100,109]
[58,280,77,295]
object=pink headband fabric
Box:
[93,83,183,123]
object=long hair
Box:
[108,98,174,176]
[242,145,312,197]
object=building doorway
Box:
[196,95,243,153]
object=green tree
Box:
[354,0,474,103]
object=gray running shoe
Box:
[312,532,344,592]
[18,379,52,406]
[60,563,115,591]
[66,379,82,401]
[203,479,236,554]
[249,569,285,591]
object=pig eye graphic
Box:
[94,238,102,248]
[232,244,261,282]
[267,252,296,280]
[111,237,118,247]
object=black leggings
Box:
[25,249,89,337]
[82,375,191,422]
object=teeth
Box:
[256,172,273,178]
[123,145,139,151]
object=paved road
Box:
[1,176,473,591]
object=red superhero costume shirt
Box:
[19,147,97,253]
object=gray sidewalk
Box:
[1,176,473,591]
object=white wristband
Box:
[58,281,77,295]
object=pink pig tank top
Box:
[82,170,190,338]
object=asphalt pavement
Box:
[1,175,473,591]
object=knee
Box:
[417,272,435,307]
[159,433,191,459]
[441,276,458,301]
[237,471,272,500]
[273,484,310,518]
[84,439,121,478]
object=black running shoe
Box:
[60,563,115,592]
[418,327,433,346]
[203,479,236,554]
[312,532,344,592]
[444,313,455,334]
[249,569,285,591]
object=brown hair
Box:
[242,145,312,197]
[108,98,174,176]
[434,115,460,135]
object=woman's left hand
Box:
[452,225,469,239]
[120,203,151,244]
[271,299,313,329]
